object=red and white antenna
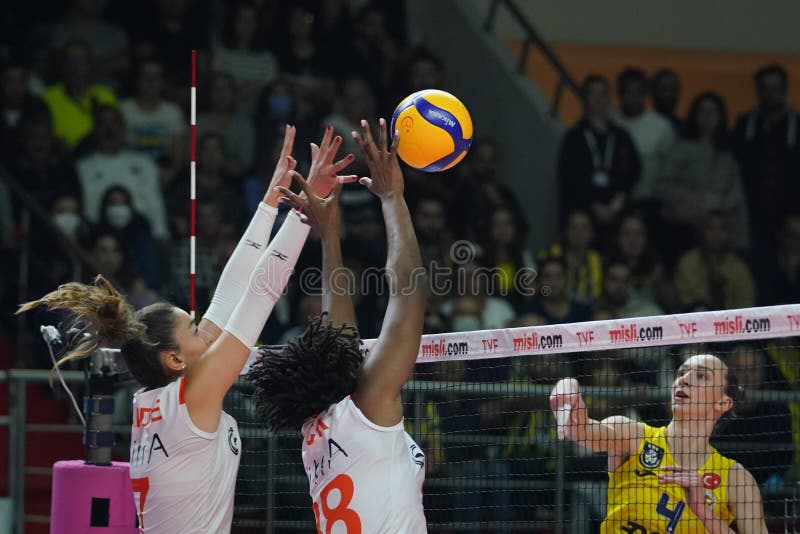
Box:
[189,49,197,320]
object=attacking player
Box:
[18,125,354,532]
[550,353,769,533]
[247,118,428,532]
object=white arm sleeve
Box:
[225,210,310,348]
[203,202,278,329]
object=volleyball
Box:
[390,89,473,172]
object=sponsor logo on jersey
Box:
[639,442,665,469]
[634,469,657,478]
[228,426,239,455]
[271,250,288,261]
[245,239,263,249]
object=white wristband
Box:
[204,202,277,329]
[225,210,310,348]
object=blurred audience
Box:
[657,91,749,256]
[0,59,49,159]
[651,68,682,131]
[41,41,117,150]
[76,105,169,240]
[50,0,129,86]
[610,212,670,309]
[120,59,186,187]
[559,74,641,238]
[611,67,675,203]
[520,256,591,325]
[538,210,603,306]
[480,207,536,309]
[753,213,800,305]
[197,71,256,176]
[673,210,756,310]
[594,258,663,319]
[734,64,800,254]
[212,1,279,115]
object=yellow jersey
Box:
[601,424,735,534]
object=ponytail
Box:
[18,275,178,388]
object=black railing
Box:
[484,0,581,118]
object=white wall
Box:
[469,0,800,54]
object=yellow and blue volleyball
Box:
[390,89,473,172]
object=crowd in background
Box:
[0,0,798,529]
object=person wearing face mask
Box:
[95,185,159,290]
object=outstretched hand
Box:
[306,124,358,197]
[352,118,404,200]
[275,170,342,238]
[263,125,297,208]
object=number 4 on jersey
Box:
[313,473,362,534]
[656,492,686,534]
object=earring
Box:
[181,363,187,369]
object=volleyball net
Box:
[225,305,800,532]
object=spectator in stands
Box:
[212,1,279,115]
[673,210,756,310]
[611,67,675,203]
[323,77,377,176]
[274,4,337,111]
[538,209,603,306]
[0,59,49,159]
[166,132,243,237]
[520,256,591,325]
[657,92,749,256]
[480,206,536,310]
[27,193,91,299]
[594,259,663,319]
[346,3,400,105]
[716,345,793,486]
[89,231,159,310]
[558,74,641,239]
[165,196,229,311]
[128,0,211,103]
[452,138,526,241]
[414,195,454,273]
[611,212,670,309]
[10,115,82,210]
[93,185,159,290]
[734,64,800,254]
[197,71,256,176]
[120,59,186,187]
[441,260,517,331]
[76,105,169,240]
[753,213,800,305]
[651,68,682,130]
[404,47,444,94]
[41,41,117,150]
[50,0,129,86]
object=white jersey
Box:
[301,396,427,533]
[129,377,241,533]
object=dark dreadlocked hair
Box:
[247,313,364,431]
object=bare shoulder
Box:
[728,462,759,494]
[601,416,644,456]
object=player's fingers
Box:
[287,156,297,172]
[360,120,377,154]
[337,174,358,184]
[358,177,373,189]
[378,118,387,152]
[326,135,343,163]
[390,128,400,156]
[289,170,314,198]
[332,153,355,173]
[280,124,295,158]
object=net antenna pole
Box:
[189,49,197,320]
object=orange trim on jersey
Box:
[179,376,186,405]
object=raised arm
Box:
[199,125,297,343]
[350,119,426,427]
[726,463,768,534]
[550,378,642,456]
[185,128,355,432]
